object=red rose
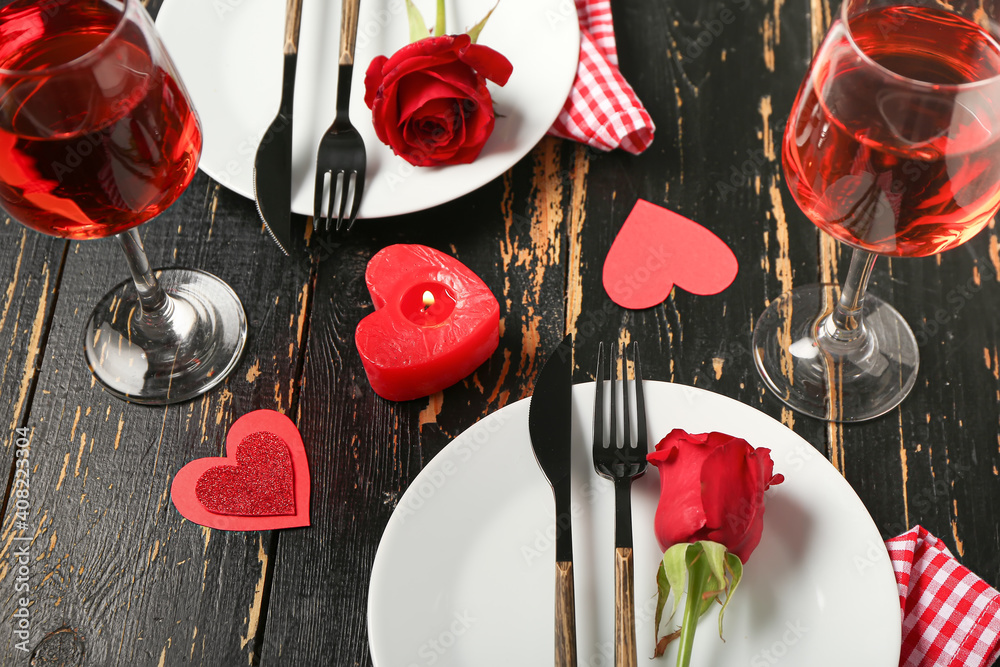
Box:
[364,34,512,167]
[646,429,784,563]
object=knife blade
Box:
[252,0,303,255]
[528,333,577,667]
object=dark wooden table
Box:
[1,0,998,664]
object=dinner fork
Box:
[593,341,647,667]
[313,0,365,232]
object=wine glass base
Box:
[752,284,919,422]
[84,268,247,405]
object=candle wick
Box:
[422,290,435,311]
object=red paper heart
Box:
[355,244,500,401]
[603,199,738,309]
[170,410,310,531]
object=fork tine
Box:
[594,342,604,450]
[313,171,326,230]
[326,171,339,231]
[336,171,352,231]
[634,342,647,450]
[610,343,618,448]
[622,343,631,449]
[344,172,365,232]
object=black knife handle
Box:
[614,547,638,667]
[554,479,574,563]
[555,560,578,667]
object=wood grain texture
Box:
[339,0,360,66]
[283,0,304,56]
[554,560,578,667]
[0,0,996,665]
[613,547,636,667]
[259,139,572,664]
[0,176,314,665]
[0,225,63,436]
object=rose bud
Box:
[364,34,513,167]
[646,429,784,564]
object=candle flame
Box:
[422,290,435,309]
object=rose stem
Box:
[675,548,710,667]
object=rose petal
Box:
[647,429,719,551]
[380,35,463,80]
[365,33,511,167]
[700,439,782,563]
[403,99,456,149]
[446,109,492,162]
[395,74,467,121]
[700,439,756,537]
[459,43,513,86]
[364,55,388,109]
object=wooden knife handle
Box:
[555,560,578,667]
[283,0,304,56]
[339,0,361,65]
[615,547,638,667]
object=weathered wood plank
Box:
[0,1,999,666]
[260,137,573,665]
[0,175,313,665]
[0,225,64,437]
[580,0,826,442]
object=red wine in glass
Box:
[784,6,1000,257]
[0,0,202,239]
[0,0,245,405]
[754,0,1000,421]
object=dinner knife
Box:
[252,0,303,255]
[528,334,577,667]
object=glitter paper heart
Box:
[603,199,738,309]
[170,410,310,531]
[195,432,294,516]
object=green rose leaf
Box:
[405,0,429,43]
[466,1,499,43]
[433,0,445,36]
[654,561,683,657]
[655,561,670,637]
[655,541,746,666]
[718,552,744,638]
[663,542,692,623]
[700,541,728,589]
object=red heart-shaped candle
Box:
[170,410,310,531]
[356,244,500,401]
[603,199,739,309]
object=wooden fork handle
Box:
[555,560,578,667]
[340,0,361,66]
[282,0,304,56]
[615,547,638,667]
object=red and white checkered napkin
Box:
[887,526,1000,667]
[547,0,655,154]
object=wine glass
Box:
[0,0,246,404]
[753,0,1000,421]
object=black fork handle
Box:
[614,477,632,549]
[336,64,353,120]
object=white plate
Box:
[368,381,901,666]
[155,0,580,219]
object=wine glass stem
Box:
[115,228,173,328]
[822,248,877,346]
